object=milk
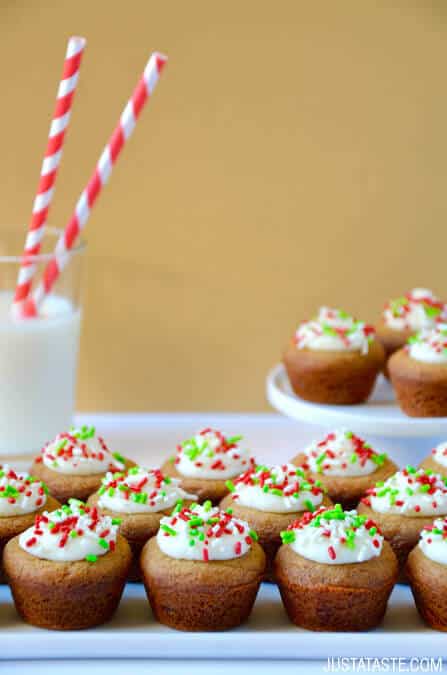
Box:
[0,291,81,455]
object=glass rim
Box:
[0,226,86,263]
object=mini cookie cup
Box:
[406,546,447,631]
[283,339,385,405]
[274,540,398,631]
[291,454,398,510]
[0,495,60,583]
[30,457,136,504]
[140,537,265,631]
[219,493,333,581]
[388,349,447,418]
[160,459,231,505]
[4,534,131,630]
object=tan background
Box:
[1,1,446,411]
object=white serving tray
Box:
[2,413,446,661]
[266,363,447,438]
[0,582,445,660]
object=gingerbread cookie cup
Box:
[406,518,447,631]
[292,431,397,510]
[389,325,447,417]
[88,466,196,581]
[4,500,131,630]
[275,506,398,632]
[141,503,265,631]
[220,463,332,581]
[358,467,447,577]
[377,289,447,373]
[31,426,135,503]
[0,466,60,583]
[283,308,384,405]
[161,428,255,505]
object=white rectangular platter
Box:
[0,582,444,660]
[2,413,446,660]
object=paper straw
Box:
[13,36,87,315]
[21,51,167,318]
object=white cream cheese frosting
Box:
[363,467,447,517]
[406,324,447,364]
[156,502,257,561]
[19,498,120,562]
[383,288,447,332]
[38,426,126,476]
[98,466,197,514]
[281,504,383,564]
[431,442,447,469]
[0,465,48,517]
[301,430,387,477]
[419,517,447,565]
[174,429,254,479]
[228,463,324,513]
[294,307,375,355]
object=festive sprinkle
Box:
[157,503,257,562]
[294,307,375,355]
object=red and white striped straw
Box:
[13,36,86,316]
[21,51,167,318]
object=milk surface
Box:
[0,291,81,455]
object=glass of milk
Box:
[0,226,84,456]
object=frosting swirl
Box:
[174,429,254,479]
[37,426,126,476]
[301,430,387,477]
[431,441,447,469]
[419,517,447,565]
[0,465,48,516]
[98,466,197,514]
[227,463,324,513]
[294,307,375,355]
[156,502,257,561]
[19,499,120,562]
[362,467,447,516]
[281,505,383,564]
[383,288,447,332]
[405,324,447,364]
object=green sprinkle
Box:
[108,487,116,497]
[350,453,358,464]
[189,517,204,527]
[345,431,353,439]
[226,435,243,444]
[249,529,259,541]
[369,526,377,536]
[406,465,417,474]
[69,530,78,538]
[111,518,122,525]
[281,530,296,544]
[85,554,98,563]
[203,500,212,512]
[173,500,183,514]
[225,480,235,493]
[113,452,126,465]
[271,488,283,496]
[304,499,315,512]
[161,524,177,536]
[98,538,109,549]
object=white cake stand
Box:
[266,363,447,466]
